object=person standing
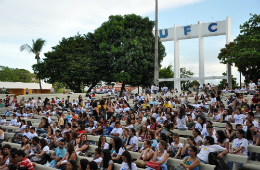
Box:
[249,80,256,94]
[2,87,6,94]
[26,88,29,95]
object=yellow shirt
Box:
[163,102,172,108]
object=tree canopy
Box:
[218,14,260,83]
[94,14,166,93]
[159,65,174,90]
[32,33,101,93]
[0,66,38,83]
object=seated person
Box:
[93,148,103,164]
[180,146,200,170]
[45,139,67,168]
[197,136,228,164]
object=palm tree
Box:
[20,38,46,93]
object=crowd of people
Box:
[0,82,260,170]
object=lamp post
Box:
[154,0,159,87]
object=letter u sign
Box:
[159,29,168,38]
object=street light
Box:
[154,0,159,87]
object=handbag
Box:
[145,161,161,170]
[134,160,146,168]
[174,166,186,170]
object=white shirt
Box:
[177,115,188,128]
[233,114,247,124]
[113,147,125,156]
[194,136,203,146]
[87,127,95,133]
[213,114,221,122]
[111,128,123,137]
[249,83,256,90]
[197,145,226,163]
[120,162,137,170]
[244,120,259,128]
[195,123,203,131]
[23,131,32,139]
[42,146,49,154]
[141,117,147,124]
[93,157,103,163]
[123,107,130,112]
[9,119,17,126]
[232,138,248,156]
[125,125,133,129]
[19,125,26,131]
[156,116,166,124]
[0,119,6,126]
[30,133,38,141]
[102,142,109,149]
[128,136,138,151]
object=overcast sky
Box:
[0,0,259,86]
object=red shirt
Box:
[20,157,34,170]
[71,115,78,120]
[77,129,85,135]
[252,97,260,104]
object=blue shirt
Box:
[50,147,67,165]
[104,126,113,136]
[65,115,71,120]
[150,101,157,106]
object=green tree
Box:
[32,34,101,93]
[20,38,46,93]
[218,72,238,90]
[180,67,195,90]
[93,14,166,95]
[0,66,38,83]
[218,14,260,83]
[159,64,196,90]
[159,64,174,90]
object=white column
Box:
[199,21,205,86]
[174,24,181,91]
[226,17,232,88]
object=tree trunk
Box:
[39,78,42,93]
[86,82,98,93]
[74,85,82,93]
[36,58,42,93]
[120,82,125,97]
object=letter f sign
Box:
[184,26,191,35]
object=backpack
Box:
[208,152,228,170]
[99,105,106,120]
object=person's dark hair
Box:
[88,161,98,170]
[113,137,125,154]
[151,117,156,123]
[32,136,39,143]
[95,148,102,155]
[213,108,218,113]
[115,122,120,125]
[15,150,26,157]
[67,142,75,160]
[55,129,62,137]
[159,133,169,144]
[206,125,213,129]
[189,145,198,155]
[146,118,151,125]
[178,108,186,119]
[148,131,155,139]
[30,127,35,131]
[66,123,71,128]
[226,122,234,131]
[100,100,105,106]
[92,102,97,108]
[78,123,85,131]
[102,149,112,169]
[248,112,254,118]
[245,125,255,141]
[39,138,48,149]
[80,159,89,170]
[127,128,136,145]
[21,135,29,147]
[122,151,133,170]
[216,130,228,144]
[20,120,25,128]
[60,139,65,143]
[145,140,152,147]
[198,116,206,126]
[98,135,106,148]
[68,160,77,170]
[8,164,17,170]
[237,129,245,138]
[205,136,214,145]
[236,124,242,129]
[164,123,174,130]
[10,148,18,154]
[2,144,11,150]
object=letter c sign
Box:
[208,23,217,32]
